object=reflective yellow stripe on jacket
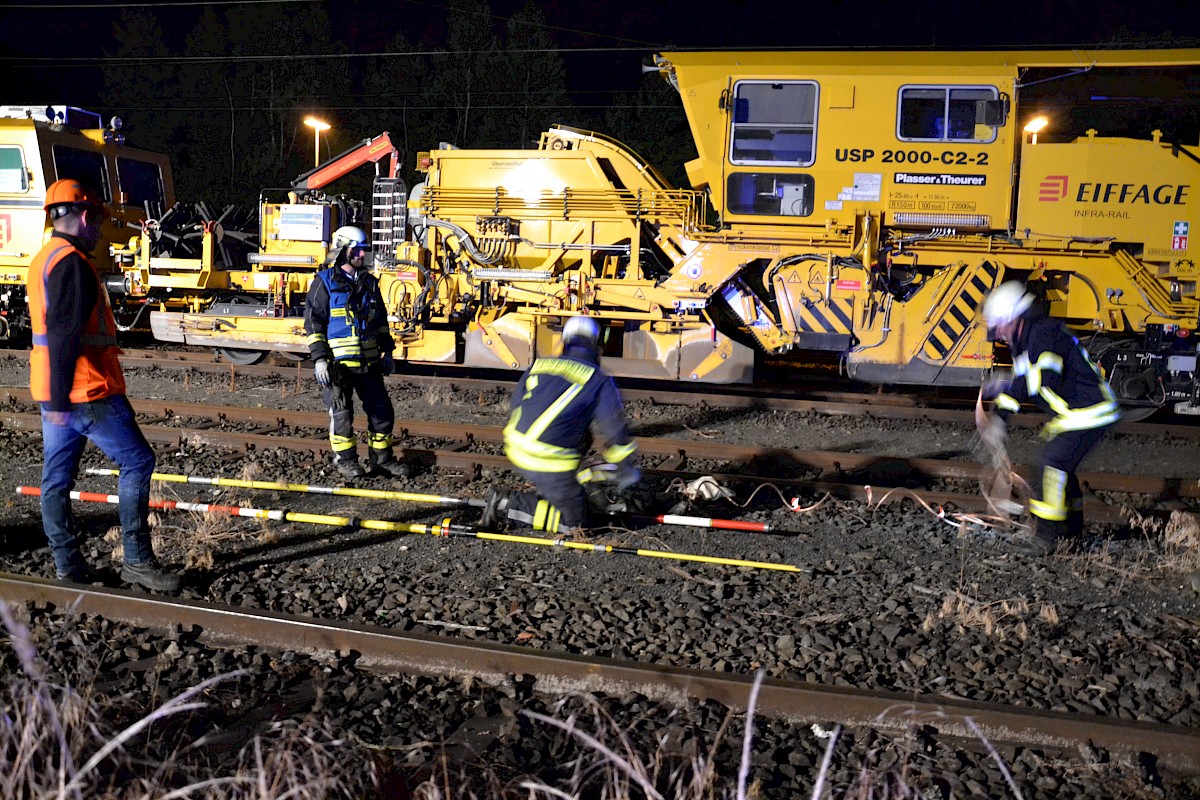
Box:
[503,380,589,472]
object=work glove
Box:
[611,462,641,492]
[981,370,1013,401]
[314,359,332,387]
[380,355,395,376]
[577,460,641,492]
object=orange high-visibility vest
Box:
[28,238,125,405]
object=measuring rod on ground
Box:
[18,486,804,573]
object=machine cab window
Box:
[897,85,1000,143]
[51,145,111,202]
[729,81,818,166]
[117,157,166,209]
[0,146,28,192]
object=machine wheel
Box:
[274,350,308,363]
[218,347,268,365]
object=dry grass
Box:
[1161,510,1200,573]
[0,601,377,800]
[921,591,1060,642]
[422,382,458,407]
[4,606,1059,800]
[153,462,281,569]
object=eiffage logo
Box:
[1039,176,1069,201]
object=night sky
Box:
[3,0,1198,110]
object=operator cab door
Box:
[722,79,818,223]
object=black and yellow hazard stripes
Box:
[791,296,854,336]
[922,261,1000,361]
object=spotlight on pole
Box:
[303,116,331,167]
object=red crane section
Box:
[291,132,399,191]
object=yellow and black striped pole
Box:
[18,486,806,574]
[84,468,480,507]
[86,469,774,533]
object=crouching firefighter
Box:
[979,281,1121,552]
[483,317,639,533]
[304,226,413,480]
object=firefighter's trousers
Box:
[504,467,593,533]
[1030,425,1108,544]
[322,364,395,465]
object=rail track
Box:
[3,572,1197,776]
[8,347,1193,436]
[1,390,1192,524]
[3,347,1199,797]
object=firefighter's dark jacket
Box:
[994,306,1120,438]
[503,342,636,472]
[303,265,393,371]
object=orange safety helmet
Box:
[43,178,106,219]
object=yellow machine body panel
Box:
[1015,134,1197,266]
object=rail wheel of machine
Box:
[273,350,307,363]
[219,347,268,365]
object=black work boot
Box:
[121,560,181,592]
[56,565,94,584]
[480,486,510,529]
[336,458,367,479]
[371,451,414,479]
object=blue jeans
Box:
[40,395,156,576]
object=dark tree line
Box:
[97,1,692,209]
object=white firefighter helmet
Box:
[328,225,368,265]
[561,316,600,349]
[982,281,1034,328]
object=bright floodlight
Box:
[303,117,331,167]
[1023,116,1048,145]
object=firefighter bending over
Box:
[483,317,639,532]
[304,226,413,480]
[979,281,1121,553]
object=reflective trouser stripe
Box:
[330,433,356,453]
[368,432,391,451]
[530,500,561,533]
[506,498,565,534]
[1029,466,1068,521]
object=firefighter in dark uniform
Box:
[304,225,413,479]
[980,281,1121,552]
[483,316,639,533]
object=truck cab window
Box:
[51,145,110,201]
[898,86,999,143]
[0,146,28,192]
[117,157,165,208]
[729,81,818,166]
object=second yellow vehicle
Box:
[107,48,1200,411]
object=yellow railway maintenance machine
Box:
[135,50,1200,411]
[0,105,174,342]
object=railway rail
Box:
[3,572,1197,775]
[0,391,1190,523]
[7,347,1192,436]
